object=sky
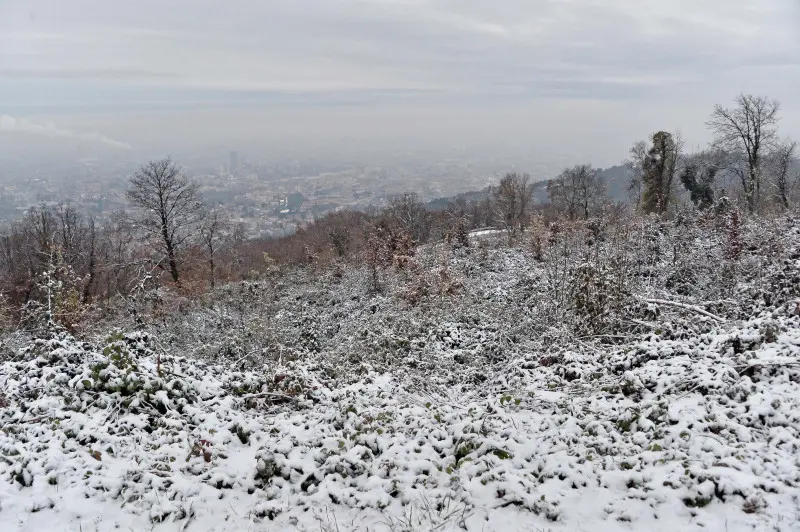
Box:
[1,0,798,171]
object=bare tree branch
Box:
[126,157,205,283]
[707,94,781,212]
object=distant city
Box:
[0,150,521,238]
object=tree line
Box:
[0,93,797,330]
[547,94,797,219]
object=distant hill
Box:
[425,186,493,211]
[427,165,631,210]
[597,164,631,203]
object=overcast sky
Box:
[1,0,798,169]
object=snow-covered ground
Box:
[2,214,800,531]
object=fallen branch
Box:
[641,298,725,322]
[736,358,800,371]
[627,318,658,329]
[238,391,298,402]
[1,416,48,428]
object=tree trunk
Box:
[747,168,758,213]
[209,252,215,289]
[82,219,96,303]
[161,217,180,283]
[168,254,179,283]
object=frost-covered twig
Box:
[641,298,726,322]
[1,416,48,427]
[627,318,658,329]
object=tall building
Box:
[229,151,239,175]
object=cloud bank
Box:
[1,0,797,106]
[0,0,796,166]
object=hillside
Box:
[426,164,631,212]
[426,180,551,211]
[1,212,800,531]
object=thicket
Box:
[0,93,797,342]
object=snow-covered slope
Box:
[2,214,800,531]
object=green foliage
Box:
[492,449,512,460]
[454,440,479,464]
[616,411,640,433]
[102,331,137,372]
[683,495,712,508]
[680,162,716,210]
[232,424,250,445]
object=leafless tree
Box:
[494,172,533,236]
[386,193,430,243]
[468,197,494,229]
[51,203,99,302]
[13,204,59,302]
[323,211,365,258]
[626,141,648,209]
[547,164,606,220]
[54,203,83,264]
[24,204,57,260]
[126,158,205,283]
[766,140,798,210]
[707,94,781,212]
[95,213,151,299]
[0,223,33,304]
[199,205,231,288]
[0,204,97,307]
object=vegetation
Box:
[0,96,797,334]
[0,94,799,529]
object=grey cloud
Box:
[0,69,177,81]
[0,0,797,167]
[2,0,796,96]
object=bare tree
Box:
[53,203,97,302]
[766,140,798,209]
[323,211,365,258]
[54,203,83,264]
[96,213,141,299]
[126,158,205,283]
[626,141,648,209]
[0,222,36,304]
[707,94,781,212]
[494,172,533,236]
[468,197,494,229]
[24,204,57,260]
[547,164,606,220]
[15,204,58,302]
[385,193,430,243]
[199,205,231,288]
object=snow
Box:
[2,214,800,531]
[3,309,799,531]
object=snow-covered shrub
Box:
[568,259,629,335]
[3,211,798,530]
